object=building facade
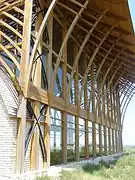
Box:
[0,0,134,177]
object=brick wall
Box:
[0,93,17,178]
[0,66,45,178]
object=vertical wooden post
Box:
[75,81,79,160]
[91,63,96,157]
[113,90,117,153]
[116,130,119,153]
[117,130,120,152]
[74,36,79,161]
[85,118,89,158]
[31,9,42,170]
[97,78,102,155]
[31,60,42,169]
[110,87,113,154]
[103,85,107,155]
[115,87,119,153]
[116,87,122,152]
[108,128,111,154]
[104,126,107,155]
[19,0,33,86]
[62,112,67,164]
[106,81,111,154]
[75,75,79,161]
[114,130,116,153]
[16,0,33,174]
[120,129,123,152]
[115,90,119,152]
[44,13,54,168]
[31,104,40,170]
[84,56,89,159]
[62,17,67,164]
[114,90,118,125]
[75,115,79,161]
[44,107,50,168]
[16,97,27,174]
[46,15,53,90]
[112,129,115,153]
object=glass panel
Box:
[67,71,75,104]
[106,127,109,155]
[96,124,99,155]
[67,114,75,162]
[101,126,105,155]
[79,118,85,158]
[50,108,62,165]
[110,129,112,153]
[114,130,116,152]
[88,121,92,156]
[52,59,63,97]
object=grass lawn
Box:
[36,149,135,180]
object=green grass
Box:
[36,148,135,180]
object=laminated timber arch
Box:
[0,0,135,176]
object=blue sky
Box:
[123,0,135,145]
[128,0,135,30]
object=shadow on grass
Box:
[83,159,118,174]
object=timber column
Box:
[91,63,96,157]
[30,8,43,170]
[62,17,68,164]
[84,56,89,159]
[16,0,33,174]
[97,78,102,155]
[102,85,107,155]
[74,32,79,161]
[45,12,54,168]
[116,87,122,152]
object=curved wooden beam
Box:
[68,0,86,8]
[50,0,90,95]
[99,64,123,124]
[3,2,24,15]
[0,56,15,79]
[0,30,22,54]
[118,80,132,97]
[87,46,125,117]
[113,72,127,90]
[25,0,58,94]
[67,9,108,103]
[121,86,135,123]
[94,36,123,82]
[0,20,22,39]
[120,83,134,109]
[120,84,135,111]
[2,11,23,26]
[79,23,118,104]
[0,56,21,92]
[113,83,134,122]
[0,0,24,13]
[106,63,123,93]
[101,48,125,94]
[0,44,20,70]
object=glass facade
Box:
[79,118,85,158]
[50,109,62,165]
[67,114,75,162]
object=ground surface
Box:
[36,149,135,180]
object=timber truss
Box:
[0,0,135,173]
